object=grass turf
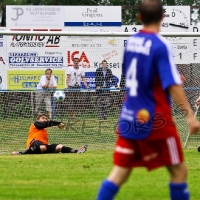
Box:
[0,149,200,200]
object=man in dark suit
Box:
[95,60,118,120]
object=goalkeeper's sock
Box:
[169,182,190,200]
[96,179,119,200]
[61,146,76,153]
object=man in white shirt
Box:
[35,69,57,119]
[66,58,90,119]
[66,58,89,89]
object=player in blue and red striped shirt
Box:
[96,0,200,199]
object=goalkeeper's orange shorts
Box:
[113,134,183,171]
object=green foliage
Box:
[25,0,99,5]
[168,0,194,6]
[1,0,27,5]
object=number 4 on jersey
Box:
[126,58,138,96]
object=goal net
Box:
[0,31,199,154]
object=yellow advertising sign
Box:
[7,70,66,90]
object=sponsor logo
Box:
[67,51,90,67]
[0,57,5,64]
[10,35,60,48]
[115,146,135,154]
[45,51,62,55]
[8,52,63,68]
[93,62,120,68]
[11,7,61,21]
[8,70,65,90]
[82,8,103,18]
[11,7,24,21]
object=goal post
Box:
[0,30,200,153]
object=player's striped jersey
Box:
[118,30,182,140]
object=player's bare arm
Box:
[42,79,50,88]
[49,85,57,89]
[169,85,200,134]
[82,76,89,89]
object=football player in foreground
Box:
[12,114,87,155]
[96,0,200,199]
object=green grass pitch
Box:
[0,110,200,199]
[0,149,200,200]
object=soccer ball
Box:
[53,90,66,102]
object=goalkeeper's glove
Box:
[58,123,66,130]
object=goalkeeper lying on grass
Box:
[12,113,87,155]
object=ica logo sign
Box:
[67,51,90,68]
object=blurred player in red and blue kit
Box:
[96,0,200,199]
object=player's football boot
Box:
[77,145,88,153]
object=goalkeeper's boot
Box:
[11,151,22,155]
[77,145,88,153]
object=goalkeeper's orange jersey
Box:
[26,123,48,148]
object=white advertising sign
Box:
[3,34,127,90]
[6,6,64,28]
[64,6,121,26]
[1,32,200,90]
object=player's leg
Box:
[103,92,110,120]
[163,135,189,200]
[167,163,189,200]
[68,89,77,119]
[73,91,79,118]
[140,133,189,200]
[96,95,104,120]
[54,144,77,153]
[97,165,132,200]
[44,92,52,119]
[21,145,47,154]
[97,136,137,200]
[29,140,47,153]
[46,144,88,153]
[35,91,43,115]
[66,90,73,119]
[11,141,47,155]
[160,132,190,200]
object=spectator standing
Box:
[35,69,57,119]
[66,58,90,119]
[95,60,118,120]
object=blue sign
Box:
[64,22,122,27]
[80,72,119,89]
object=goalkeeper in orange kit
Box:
[12,114,87,155]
